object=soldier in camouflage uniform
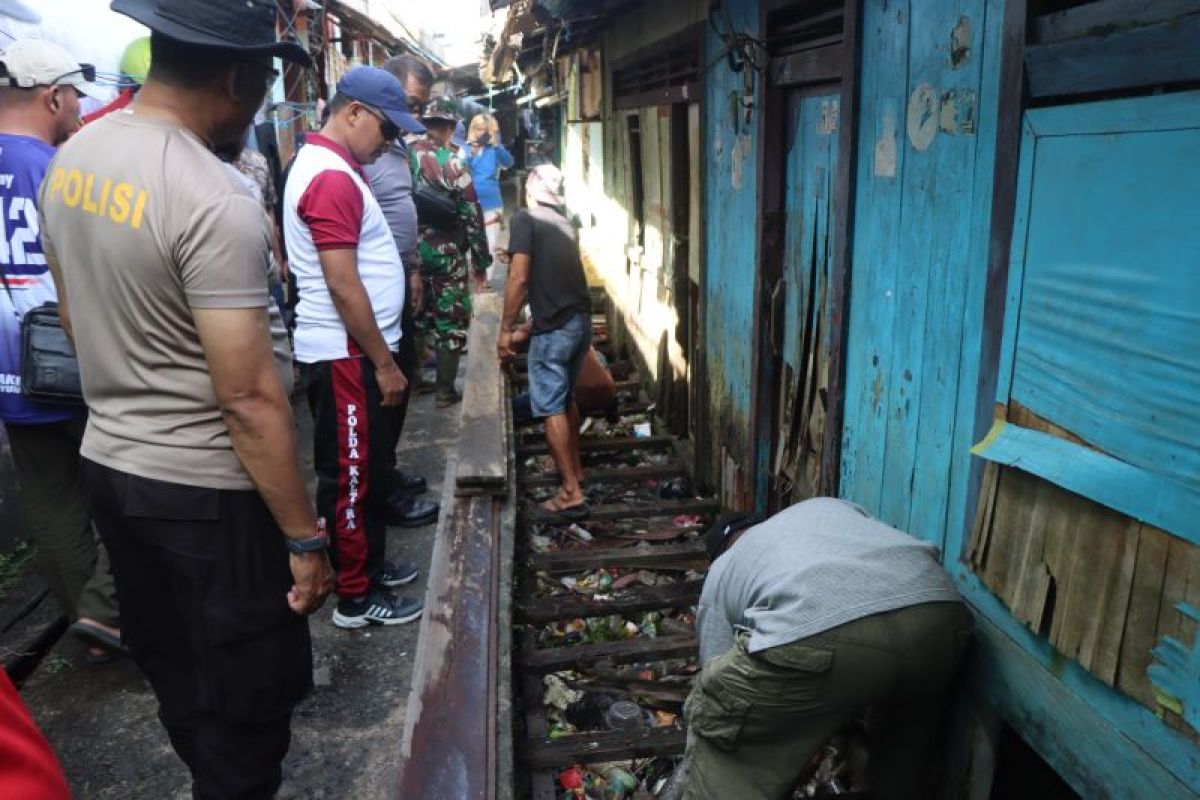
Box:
[410,96,491,406]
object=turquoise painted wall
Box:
[702,0,764,509]
[839,0,999,553]
[839,1,1200,796]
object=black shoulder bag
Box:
[0,271,84,405]
[413,182,461,233]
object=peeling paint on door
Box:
[874,104,897,177]
[906,83,939,151]
[951,16,972,67]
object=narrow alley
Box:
[0,1,1197,799]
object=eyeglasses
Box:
[359,103,400,141]
[407,99,427,116]
[49,64,96,85]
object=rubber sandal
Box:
[69,620,129,655]
[539,495,589,521]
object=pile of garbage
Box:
[541,658,695,736]
[522,447,676,477]
[533,567,703,601]
[524,476,698,506]
[532,610,696,649]
[555,757,681,799]
[528,515,707,553]
[520,411,656,442]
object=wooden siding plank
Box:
[1117,524,1172,708]
[967,459,1000,568]
[876,0,944,533]
[1025,15,1200,98]
[1033,0,1200,44]
[839,0,910,514]
[1090,518,1141,685]
[906,1,989,547]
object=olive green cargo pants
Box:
[682,601,972,800]
[6,417,119,626]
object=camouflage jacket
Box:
[409,136,490,275]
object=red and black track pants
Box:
[301,352,401,599]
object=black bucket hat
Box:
[704,512,763,561]
[111,0,312,67]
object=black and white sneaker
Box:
[372,560,419,587]
[332,591,424,629]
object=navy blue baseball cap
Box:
[336,66,425,135]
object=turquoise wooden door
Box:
[766,90,840,504]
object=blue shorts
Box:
[528,312,591,418]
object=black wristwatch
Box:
[286,519,328,554]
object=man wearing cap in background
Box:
[39,1,333,795]
[410,95,491,408]
[680,499,972,800]
[362,53,440,531]
[498,164,592,517]
[0,38,125,665]
[284,66,428,629]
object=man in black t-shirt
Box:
[498,165,591,516]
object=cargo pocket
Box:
[686,684,753,753]
[203,596,312,723]
[754,641,834,673]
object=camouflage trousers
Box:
[416,269,472,352]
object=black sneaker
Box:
[332,591,423,629]
[387,495,439,528]
[373,560,419,587]
[392,470,428,496]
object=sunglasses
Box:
[49,64,96,84]
[359,103,400,141]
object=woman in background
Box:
[465,113,514,276]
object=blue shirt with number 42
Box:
[0,133,76,424]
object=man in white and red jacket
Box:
[283,66,427,629]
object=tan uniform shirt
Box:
[39,112,291,491]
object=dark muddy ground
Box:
[21,383,459,800]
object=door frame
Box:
[754,0,863,509]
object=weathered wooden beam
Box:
[520,463,689,489]
[519,634,699,674]
[519,434,675,457]
[821,0,860,497]
[397,487,501,799]
[1025,14,1200,97]
[769,43,843,88]
[1033,0,1200,44]
[455,293,507,494]
[613,82,701,111]
[530,540,708,574]
[527,497,718,525]
[517,580,705,624]
[521,726,688,769]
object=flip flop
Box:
[540,495,589,521]
[69,620,129,655]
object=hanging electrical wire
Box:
[707,5,768,75]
